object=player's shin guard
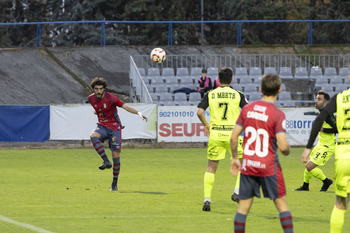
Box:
[112,157,120,181]
[91,137,108,161]
[330,206,345,233]
[234,212,246,233]
[204,172,215,200]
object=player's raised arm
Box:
[122,103,148,122]
[276,132,290,156]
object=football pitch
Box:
[0,147,347,233]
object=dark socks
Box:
[91,137,109,162]
[234,212,247,233]
[279,211,293,233]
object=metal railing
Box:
[2,19,350,47]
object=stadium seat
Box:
[334,84,348,92]
[165,76,179,85]
[232,84,244,92]
[150,76,165,85]
[279,67,293,78]
[179,76,194,85]
[278,92,292,101]
[207,67,218,77]
[310,66,323,77]
[149,92,158,102]
[281,83,287,91]
[329,76,344,85]
[162,67,175,76]
[147,67,161,76]
[244,84,258,93]
[188,92,202,103]
[264,67,277,75]
[314,76,329,87]
[169,84,183,93]
[235,67,248,76]
[248,92,262,101]
[324,67,337,76]
[146,85,155,93]
[176,67,189,76]
[158,93,174,106]
[155,85,169,94]
[294,67,309,77]
[138,68,146,76]
[239,76,253,84]
[339,67,349,76]
[190,67,203,77]
[320,84,334,93]
[249,67,262,76]
[281,100,296,107]
[142,76,152,85]
[173,93,188,105]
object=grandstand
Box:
[130,54,350,107]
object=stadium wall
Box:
[0,105,317,146]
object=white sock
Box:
[234,188,239,195]
[204,197,211,202]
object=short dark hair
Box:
[90,77,107,89]
[201,68,207,73]
[218,67,233,84]
[317,90,330,101]
[260,73,281,96]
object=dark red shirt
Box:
[88,92,124,131]
[236,100,286,177]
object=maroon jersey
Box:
[88,92,124,131]
[236,100,286,177]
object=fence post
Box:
[237,23,242,46]
[35,24,41,48]
[308,22,313,45]
[101,22,106,47]
[168,23,173,46]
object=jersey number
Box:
[219,103,228,120]
[244,126,269,157]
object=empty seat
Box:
[188,92,202,103]
[334,84,348,92]
[279,67,293,76]
[249,67,262,76]
[179,76,194,85]
[294,67,309,77]
[146,85,155,93]
[232,84,244,92]
[148,67,160,76]
[278,92,292,101]
[155,85,169,94]
[310,66,323,77]
[142,76,152,85]
[320,84,334,93]
[173,93,188,105]
[138,68,146,76]
[207,67,218,77]
[264,67,277,75]
[248,92,262,101]
[165,76,179,85]
[158,93,174,105]
[314,76,329,87]
[280,83,287,91]
[149,93,158,102]
[150,76,165,85]
[239,76,253,84]
[244,84,258,93]
[235,67,248,76]
[191,67,203,77]
[339,67,349,76]
[324,67,337,76]
[329,76,344,85]
[281,100,296,107]
[162,68,175,76]
[176,67,189,76]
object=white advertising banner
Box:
[157,106,210,142]
[283,107,318,146]
[50,104,157,140]
[157,106,318,146]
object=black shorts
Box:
[239,166,286,200]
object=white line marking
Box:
[0,215,55,233]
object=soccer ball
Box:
[150,48,166,64]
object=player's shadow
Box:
[120,191,167,195]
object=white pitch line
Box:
[0,215,55,233]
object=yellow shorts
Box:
[207,136,243,161]
[334,159,350,198]
[309,144,335,166]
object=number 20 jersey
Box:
[236,100,287,177]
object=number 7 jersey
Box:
[236,100,287,177]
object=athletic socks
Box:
[330,205,345,233]
[279,211,294,233]
[234,212,246,233]
[204,172,215,200]
[303,168,313,183]
[112,157,120,180]
[91,137,109,162]
[309,167,326,181]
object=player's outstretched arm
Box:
[122,104,148,122]
[276,132,290,156]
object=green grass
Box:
[0,147,347,233]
